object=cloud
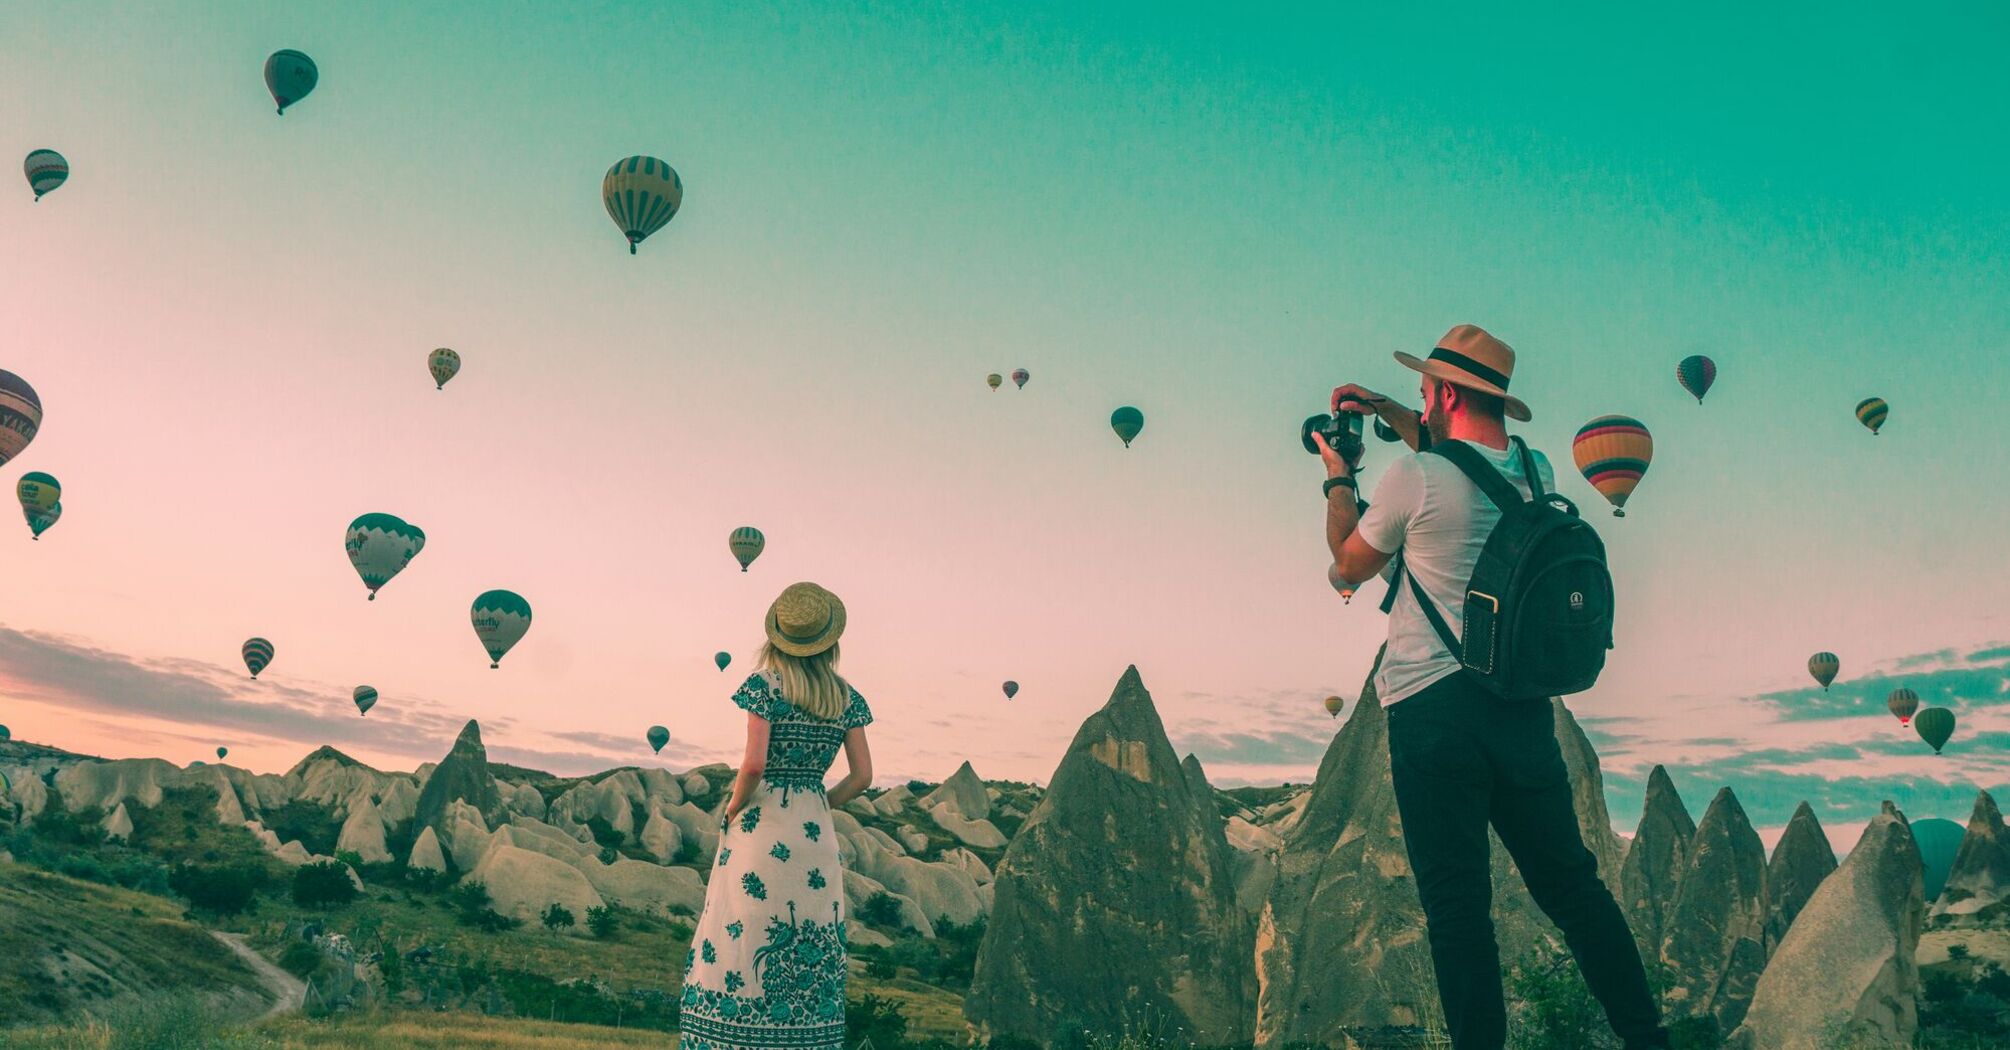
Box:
[1755,650,2010,722]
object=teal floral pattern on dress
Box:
[724,970,744,993]
[771,842,791,863]
[739,806,762,833]
[728,673,874,801]
[702,939,717,963]
[718,847,731,866]
[678,904,848,1049]
[726,921,744,940]
[802,821,821,842]
[807,868,825,890]
[742,872,768,901]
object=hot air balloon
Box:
[472,590,532,668]
[24,150,67,201]
[1323,695,1345,717]
[1002,681,1019,700]
[1856,397,1889,436]
[1676,355,1716,404]
[242,638,274,679]
[602,156,682,255]
[0,370,43,470]
[1887,687,1919,726]
[216,746,229,761]
[729,527,765,572]
[428,348,460,390]
[1328,563,1355,604]
[264,50,318,115]
[1011,368,1030,390]
[986,373,1003,392]
[1572,415,1653,517]
[0,725,10,742]
[1914,707,1955,754]
[345,513,426,600]
[647,725,670,754]
[1110,407,1144,448]
[715,651,732,672]
[353,686,378,716]
[17,472,59,538]
[1807,651,1839,691]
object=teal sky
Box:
[3,1,2007,844]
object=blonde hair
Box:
[756,641,848,721]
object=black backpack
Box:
[1378,437,1614,700]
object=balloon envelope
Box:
[353,686,378,716]
[17,472,60,531]
[602,156,682,254]
[647,725,670,754]
[729,527,765,571]
[1914,706,1955,754]
[24,150,67,201]
[986,373,1003,391]
[1328,563,1355,602]
[1324,695,1345,717]
[428,348,460,390]
[1856,397,1889,435]
[346,513,426,599]
[1110,406,1144,447]
[715,651,732,671]
[0,370,43,470]
[1676,355,1716,404]
[1887,687,1919,725]
[0,725,10,742]
[1002,681,1018,700]
[1011,368,1030,389]
[1572,415,1652,517]
[26,501,60,539]
[472,590,532,668]
[264,50,318,114]
[1807,651,1839,691]
[216,746,229,761]
[242,637,274,679]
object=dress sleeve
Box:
[841,685,873,729]
[731,672,784,720]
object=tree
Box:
[586,904,619,939]
[542,902,577,931]
[169,862,265,916]
[291,861,359,907]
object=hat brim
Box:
[766,600,847,657]
[1393,351,1532,422]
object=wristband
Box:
[1323,476,1356,498]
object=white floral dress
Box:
[679,671,873,1049]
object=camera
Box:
[1301,411,1364,463]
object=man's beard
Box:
[1425,410,1452,446]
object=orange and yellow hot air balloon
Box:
[1572,415,1652,517]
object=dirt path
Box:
[212,931,307,1019]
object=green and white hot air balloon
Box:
[471,589,532,668]
[264,49,318,115]
[729,527,765,572]
[17,472,59,539]
[345,513,426,600]
[25,500,60,540]
[428,348,460,390]
[353,685,378,716]
[24,150,67,201]
[602,156,682,255]
[647,725,670,754]
[242,637,274,679]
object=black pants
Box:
[1387,673,1669,1050]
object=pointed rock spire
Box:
[1933,789,2010,921]
[919,760,990,822]
[414,720,503,835]
[1764,801,1837,949]
[967,667,1254,1046]
[1659,786,1769,1035]
[1620,765,1696,963]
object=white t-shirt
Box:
[1355,439,1557,706]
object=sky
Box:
[2,1,2007,852]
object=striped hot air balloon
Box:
[1914,707,1955,754]
[1807,651,1839,691]
[1011,368,1030,390]
[729,527,765,572]
[242,637,274,679]
[18,472,59,539]
[986,373,1003,392]
[264,50,318,115]
[1887,687,1919,725]
[428,348,460,390]
[472,589,532,668]
[1110,406,1145,448]
[602,156,682,255]
[1676,355,1716,404]
[647,725,670,754]
[1328,563,1356,604]
[353,686,379,716]
[345,513,426,600]
[24,150,67,201]
[1572,415,1652,517]
[0,370,43,470]
[1856,397,1889,435]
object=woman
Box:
[679,581,874,1050]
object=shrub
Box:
[586,904,619,938]
[858,891,905,928]
[672,836,703,866]
[1949,943,1972,960]
[291,861,359,908]
[542,903,577,931]
[865,956,898,979]
[278,940,323,980]
[1505,945,1622,1050]
[168,861,264,916]
[332,849,364,871]
[448,879,520,931]
[262,799,341,856]
[584,815,626,851]
[848,993,910,1045]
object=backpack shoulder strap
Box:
[1510,436,1545,498]
[1425,440,1525,513]
[1377,553,1464,662]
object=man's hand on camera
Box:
[1315,427,1354,479]
[1330,384,1387,417]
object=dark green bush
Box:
[168,861,264,916]
[858,891,904,928]
[542,903,576,930]
[586,904,619,939]
[291,861,359,907]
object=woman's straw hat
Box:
[1393,324,1532,422]
[765,582,847,657]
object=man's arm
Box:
[1332,383,1424,452]
[1315,423,1396,584]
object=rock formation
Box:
[920,761,990,821]
[408,825,448,873]
[1253,648,1627,1045]
[102,801,133,842]
[414,720,504,834]
[968,666,1255,1046]
[1931,790,2010,921]
[1729,802,1924,1050]
[1618,765,1695,963]
[337,796,392,864]
[1658,787,1768,1036]
[467,841,604,929]
[1763,801,1837,950]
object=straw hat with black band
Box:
[1393,324,1531,422]
[766,582,846,657]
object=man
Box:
[1318,324,1669,1050]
